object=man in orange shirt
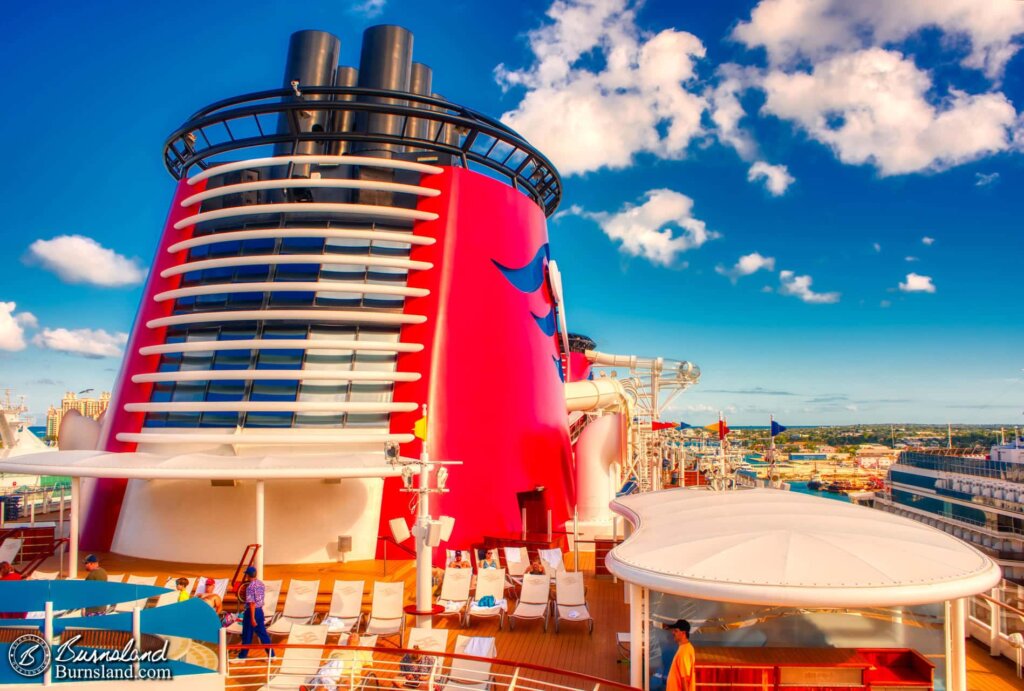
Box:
[665,619,696,691]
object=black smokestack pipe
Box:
[432,93,463,148]
[328,65,359,156]
[407,62,433,146]
[354,25,414,158]
[276,30,341,164]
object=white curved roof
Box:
[607,488,1001,607]
[0,449,403,480]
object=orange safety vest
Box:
[666,641,696,691]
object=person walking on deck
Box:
[665,619,696,691]
[231,566,273,662]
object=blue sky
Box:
[0,0,1021,426]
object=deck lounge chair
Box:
[321,579,365,638]
[364,581,404,644]
[105,573,126,583]
[464,569,506,629]
[195,577,228,599]
[28,570,58,580]
[509,574,550,631]
[503,546,529,594]
[300,633,378,691]
[227,580,283,635]
[406,627,449,654]
[553,571,593,634]
[436,568,472,622]
[0,538,23,564]
[402,628,448,687]
[113,574,158,613]
[442,636,496,691]
[257,623,328,691]
[537,548,565,577]
[267,579,320,636]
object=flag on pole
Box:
[651,421,676,431]
[413,405,428,441]
[770,420,788,437]
[704,420,730,439]
[677,422,693,430]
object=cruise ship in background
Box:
[875,440,1024,582]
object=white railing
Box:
[223,643,634,691]
[966,579,1024,676]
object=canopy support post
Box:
[945,598,967,691]
[255,480,265,579]
[69,477,80,579]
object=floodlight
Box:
[389,517,410,543]
[438,515,455,542]
[436,467,448,491]
[401,466,414,490]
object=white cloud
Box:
[580,189,720,266]
[496,0,707,175]
[778,270,840,303]
[747,161,795,195]
[708,65,760,159]
[32,328,128,358]
[905,256,919,262]
[26,235,146,287]
[716,252,776,282]
[899,272,936,293]
[872,242,881,252]
[880,299,891,308]
[351,0,386,17]
[759,48,1017,176]
[922,236,935,245]
[733,0,1024,79]
[684,403,717,413]
[0,302,36,351]
[975,172,1000,186]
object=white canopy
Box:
[0,449,404,480]
[606,487,1001,607]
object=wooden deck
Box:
[31,550,1024,690]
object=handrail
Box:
[978,592,1024,618]
[162,86,563,216]
[225,642,637,691]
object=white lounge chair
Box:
[363,581,404,643]
[257,623,328,690]
[436,568,471,622]
[105,573,126,583]
[503,546,529,595]
[445,549,472,569]
[321,580,365,638]
[509,574,550,631]
[465,569,506,629]
[537,548,565,576]
[113,575,158,613]
[28,570,58,580]
[406,627,449,654]
[195,577,229,599]
[267,579,320,636]
[0,538,23,564]
[227,580,283,635]
[301,634,377,691]
[553,571,593,634]
[442,636,496,691]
